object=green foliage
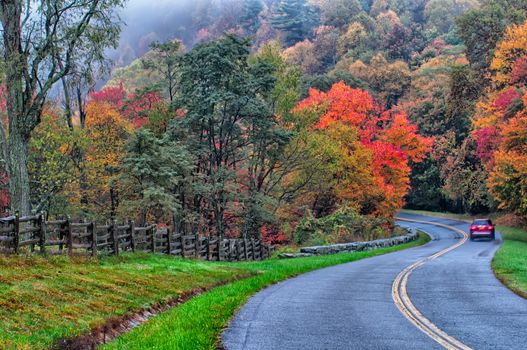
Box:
[241,0,264,34]
[445,65,479,142]
[28,111,81,215]
[117,129,194,224]
[301,71,364,98]
[405,158,445,211]
[142,40,184,103]
[293,205,388,245]
[254,42,303,119]
[0,0,125,215]
[171,34,292,238]
[108,54,162,92]
[434,135,496,214]
[270,0,320,46]
[315,0,364,28]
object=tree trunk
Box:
[1,1,31,215]
[6,129,31,215]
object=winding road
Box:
[222,213,527,350]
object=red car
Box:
[469,218,495,241]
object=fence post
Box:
[243,238,248,260]
[110,220,119,256]
[66,216,73,255]
[38,213,46,254]
[218,238,223,261]
[173,228,183,257]
[257,240,262,260]
[166,227,171,255]
[151,225,156,253]
[129,220,136,253]
[194,232,199,259]
[13,211,20,254]
[89,222,97,257]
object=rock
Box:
[292,227,418,257]
[278,252,315,259]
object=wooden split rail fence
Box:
[0,213,273,261]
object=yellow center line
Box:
[392,217,473,350]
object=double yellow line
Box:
[392,217,473,350]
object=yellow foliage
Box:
[491,20,527,85]
[82,101,133,216]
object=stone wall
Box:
[279,228,418,258]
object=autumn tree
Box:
[472,19,527,218]
[0,0,124,215]
[456,0,527,76]
[82,101,132,218]
[337,22,369,58]
[349,54,411,107]
[489,107,527,217]
[282,40,320,74]
[28,109,78,214]
[292,82,431,221]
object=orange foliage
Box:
[295,82,432,219]
[472,19,527,217]
[491,21,527,86]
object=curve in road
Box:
[393,218,471,350]
[222,213,527,350]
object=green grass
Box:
[102,234,430,350]
[492,226,527,298]
[400,209,527,299]
[0,253,251,349]
[399,209,472,222]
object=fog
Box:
[111,0,243,67]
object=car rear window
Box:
[473,219,491,225]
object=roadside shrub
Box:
[293,205,388,245]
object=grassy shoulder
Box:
[102,233,430,350]
[492,226,527,299]
[399,209,472,222]
[400,209,527,299]
[0,253,252,349]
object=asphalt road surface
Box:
[222,213,527,350]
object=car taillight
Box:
[470,225,477,231]
[487,225,494,230]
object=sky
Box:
[110,0,198,66]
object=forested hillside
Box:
[2,0,527,246]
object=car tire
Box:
[470,234,474,241]
[491,232,495,241]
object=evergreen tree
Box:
[173,35,287,239]
[270,0,319,46]
[142,40,183,104]
[241,0,264,35]
[117,129,194,225]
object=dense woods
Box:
[1,0,527,246]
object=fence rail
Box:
[0,213,273,261]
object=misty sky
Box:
[111,0,198,66]
[112,0,261,66]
